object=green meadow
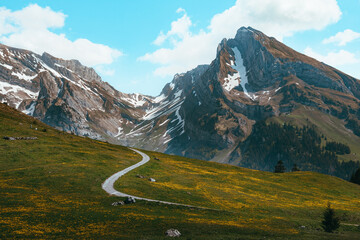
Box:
[1,103,360,239]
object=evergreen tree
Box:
[291,164,300,172]
[274,160,286,173]
[350,168,360,185]
[321,203,340,233]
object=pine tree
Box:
[321,203,340,233]
[274,160,286,173]
[291,164,300,172]
[350,168,360,185]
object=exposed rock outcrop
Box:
[1,27,360,169]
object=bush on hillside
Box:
[322,203,340,233]
[350,168,360,185]
[274,160,286,173]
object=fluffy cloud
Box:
[139,0,342,77]
[304,47,359,66]
[153,10,192,46]
[322,29,360,46]
[94,65,116,76]
[0,4,122,67]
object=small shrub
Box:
[322,203,340,233]
[350,168,360,185]
[274,160,286,173]
[291,164,300,172]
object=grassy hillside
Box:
[1,102,360,239]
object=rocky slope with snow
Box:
[0,44,152,140]
[1,27,360,169]
[134,27,360,164]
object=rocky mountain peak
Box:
[1,27,360,179]
[158,64,209,99]
[40,52,102,83]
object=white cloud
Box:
[323,29,360,46]
[176,8,185,14]
[94,65,116,76]
[304,47,359,66]
[0,4,122,67]
[139,0,342,77]
[153,10,192,46]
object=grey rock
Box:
[3,136,37,140]
[124,197,136,204]
[111,201,125,206]
[165,229,181,237]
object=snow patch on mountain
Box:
[153,94,166,103]
[126,121,154,137]
[0,81,39,100]
[174,89,183,98]
[121,93,147,107]
[39,62,63,79]
[114,127,123,138]
[223,72,240,91]
[22,102,36,115]
[0,62,13,70]
[223,47,257,100]
[159,119,170,126]
[143,89,183,121]
[170,82,175,90]
[11,72,37,82]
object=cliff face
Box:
[0,44,149,140]
[163,27,360,163]
[1,27,360,168]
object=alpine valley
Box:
[1,27,360,179]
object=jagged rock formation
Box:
[153,27,360,163]
[0,44,150,140]
[1,27,360,171]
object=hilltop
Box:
[1,103,360,239]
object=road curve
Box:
[102,148,212,209]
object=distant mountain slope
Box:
[1,27,360,178]
[1,102,360,239]
[146,27,360,174]
[0,44,152,140]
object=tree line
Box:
[239,121,359,180]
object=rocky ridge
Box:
[1,27,360,170]
[0,44,150,140]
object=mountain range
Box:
[1,26,360,178]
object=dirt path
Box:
[102,148,213,210]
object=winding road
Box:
[102,148,211,209]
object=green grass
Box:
[1,103,360,239]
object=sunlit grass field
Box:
[1,103,360,239]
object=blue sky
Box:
[0,0,359,96]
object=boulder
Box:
[3,136,15,140]
[111,201,125,206]
[124,197,136,204]
[2,136,38,140]
[165,229,181,237]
